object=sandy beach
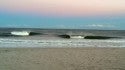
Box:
[0,48,125,70]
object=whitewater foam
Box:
[0,38,125,48]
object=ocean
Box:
[0,28,125,48]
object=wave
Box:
[11,31,30,36]
[58,34,85,39]
[0,31,43,37]
[10,31,43,36]
[29,32,42,36]
[58,34,120,39]
[0,33,13,37]
[58,34,70,39]
[70,35,84,39]
[84,36,119,39]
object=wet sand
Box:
[0,48,125,70]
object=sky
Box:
[0,0,125,30]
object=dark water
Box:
[0,28,125,37]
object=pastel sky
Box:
[0,0,125,30]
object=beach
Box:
[0,48,125,70]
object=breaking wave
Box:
[0,31,42,37]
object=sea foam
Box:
[0,38,125,48]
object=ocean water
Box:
[0,28,125,48]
